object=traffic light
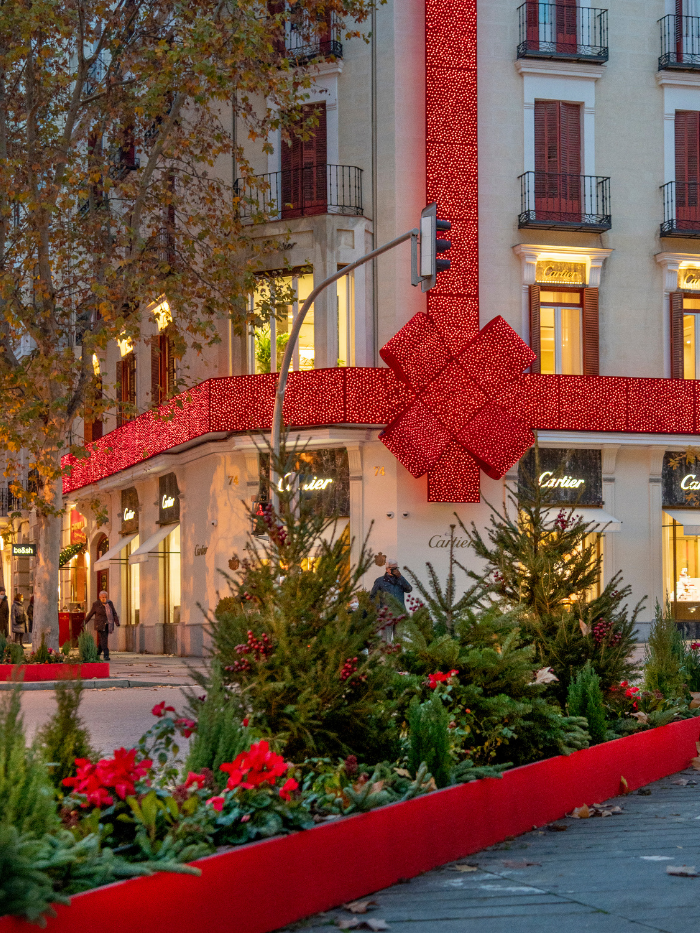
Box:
[418,202,452,292]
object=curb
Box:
[0,679,193,691]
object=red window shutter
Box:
[556,0,578,54]
[282,103,327,216]
[151,337,161,405]
[676,111,700,220]
[116,359,124,428]
[529,285,541,374]
[267,0,286,56]
[126,351,136,406]
[671,291,685,379]
[167,332,176,394]
[526,0,539,51]
[582,288,599,376]
[535,100,559,175]
[560,103,581,176]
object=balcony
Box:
[659,14,700,70]
[0,488,21,517]
[285,13,342,63]
[517,3,608,64]
[660,181,700,237]
[235,164,363,223]
[518,172,611,232]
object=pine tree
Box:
[567,662,607,744]
[36,681,94,789]
[462,445,642,698]
[207,441,399,763]
[644,601,687,698]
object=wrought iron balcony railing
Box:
[0,488,22,517]
[285,12,342,63]
[661,181,700,237]
[235,164,363,222]
[518,171,611,232]
[517,3,608,63]
[659,14,700,70]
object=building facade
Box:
[58,0,700,654]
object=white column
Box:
[601,445,619,587]
[347,444,364,574]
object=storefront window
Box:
[539,291,582,375]
[122,537,140,625]
[95,535,109,595]
[251,272,314,373]
[161,525,181,626]
[683,297,700,379]
[59,509,87,611]
[336,270,354,367]
[661,450,700,620]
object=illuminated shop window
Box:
[336,269,354,367]
[122,537,140,625]
[250,272,314,373]
[539,290,582,375]
[683,297,700,379]
[160,524,181,626]
[663,515,700,620]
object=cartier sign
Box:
[535,260,586,287]
[159,473,180,524]
[120,487,139,535]
[519,448,602,506]
[680,267,700,291]
[663,452,700,507]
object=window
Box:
[121,537,140,625]
[336,269,354,367]
[676,111,700,226]
[539,290,583,375]
[534,100,582,222]
[160,525,180,626]
[84,355,103,443]
[526,0,578,55]
[116,350,136,427]
[95,535,109,596]
[281,103,327,218]
[251,272,314,372]
[151,329,176,405]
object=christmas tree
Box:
[208,441,399,763]
[462,445,642,698]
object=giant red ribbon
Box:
[379,314,536,503]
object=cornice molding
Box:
[512,243,614,287]
[515,59,606,81]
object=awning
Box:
[94,534,137,569]
[129,524,178,564]
[664,509,700,535]
[545,507,622,533]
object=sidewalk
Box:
[1,651,209,690]
[296,767,700,933]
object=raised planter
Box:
[0,663,109,682]
[0,715,698,933]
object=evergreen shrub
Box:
[567,661,607,744]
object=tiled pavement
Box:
[295,768,700,933]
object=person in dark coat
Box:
[27,595,33,634]
[0,587,9,638]
[10,592,26,644]
[84,590,119,661]
[370,560,412,607]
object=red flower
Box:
[152,701,176,718]
[184,771,207,790]
[692,642,700,651]
[207,795,225,812]
[63,749,152,808]
[219,741,288,791]
[242,717,249,727]
[624,687,640,698]
[279,778,298,801]
[175,718,197,738]
[427,669,459,689]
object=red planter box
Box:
[0,663,109,682]
[0,715,698,933]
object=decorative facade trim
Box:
[513,244,613,288]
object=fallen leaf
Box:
[370,781,385,794]
[570,804,591,819]
[425,777,438,792]
[366,923,389,932]
[689,698,700,710]
[630,711,650,724]
[666,865,698,877]
[620,776,630,794]
[343,901,378,915]
[533,667,559,685]
[393,768,411,778]
[502,860,541,869]
[689,757,700,771]
[547,822,568,831]
[448,864,478,872]
[579,619,591,636]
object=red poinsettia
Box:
[427,670,459,690]
[219,740,289,791]
[175,718,197,738]
[152,701,176,717]
[184,771,208,790]
[279,778,299,801]
[63,748,152,808]
[206,795,225,812]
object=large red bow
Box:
[379,314,536,502]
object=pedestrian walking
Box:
[370,560,413,608]
[0,587,9,638]
[10,592,26,645]
[84,590,119,661]
[27,595,34,634]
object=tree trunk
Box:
[32,471,61,651]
